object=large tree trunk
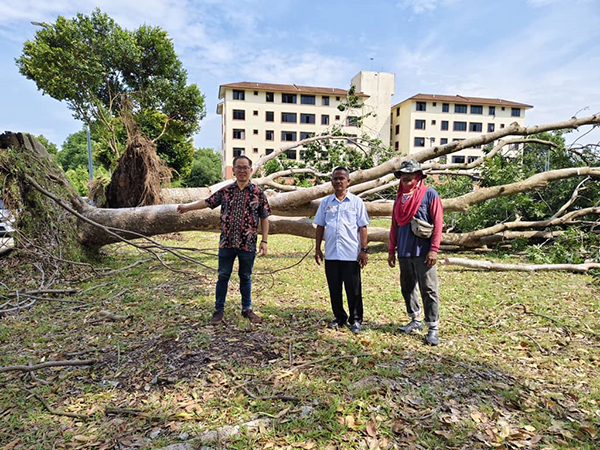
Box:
[2,114,599,254]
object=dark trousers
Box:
[215,248,256,312]
[324,260,363,325]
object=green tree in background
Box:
[16,8,205,175]
[182,148,222,187]
[56,129,98,172]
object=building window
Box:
[442,103,449,113]
[433,102,437,107]
[470,105,483,114]
[281,112,297,123]
[233,90,245,100]
[266,92,274,102]
[336,96,340,101]
[415,119,426,130]
[233,148,244,157]
[266,149,274,155]
[440,138,448,145]
[441,120,449,131]
[253,110,258,116]
[253,129,258,135]
[511,107,521,117]
[414,137,425,147]
[300,132,314,140]
[489,106,496,115]
[452,155,465,164]
[347,116,359,127]
[253,148,259,153]
[488,123,495,132]
[500,123,505,128]
[395,124,400,135]
[469,122,482,132]
[453,121,467,131]
[429,137,436,144]
[266,111,274,122]
[335,115,340,120]
[396,108,400,116]
[254,91,258,95]
[233,129,245,139]
[431,120,436,125]
[284,150,297,159]
[282,93,297,104]
[301,113,316,124]
[394,141,399,150]
[416,101,426,111]
[468,156,478,163]
[233,109,245,120]
[265,130,274,141]
[322,96,330,106]
[455,104,467,113]
[281,131,297,141]
[301,95,316,105]
[321,115,329,125]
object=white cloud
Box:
[396,0,460,14]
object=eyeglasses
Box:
[234,166,252,171]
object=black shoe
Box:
[210,310,224,325]
[426,328,439,346]
[328,319,344,329]
[349,322,362,334]
[399,319,423,334]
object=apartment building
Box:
[217,72,533,178]
[391,94,533,163]
[217,71,395,178]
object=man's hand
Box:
[387,252,396,268]
[425,250,438,267]
[259,241,268,256]
[315,248,324,266]
[358,251,369,269]
[176,204,188,214]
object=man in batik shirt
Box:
[177,155,271,324]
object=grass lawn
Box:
[0,231,598,449]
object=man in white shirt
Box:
[314,167,370,333]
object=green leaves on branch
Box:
[16,8,206,171]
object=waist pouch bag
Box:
[410,217,434,238]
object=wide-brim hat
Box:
[393,159,426,179]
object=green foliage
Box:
[525,227,600,264]
[34,135,58,155]
[181,148,222,187]
[17,9,206,169]
[56,129,99,172]
[439,131,600,233]
[138,109,195,177]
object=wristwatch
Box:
[360,247,368,253]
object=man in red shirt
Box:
[388,160,443,345]
[178,155,271,325]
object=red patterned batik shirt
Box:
[205,182,272,252]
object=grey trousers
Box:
[399,256,439,327]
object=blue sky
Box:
[1,0,599,151]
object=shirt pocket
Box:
[343,207,358,224]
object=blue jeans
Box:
[215,248,256,312]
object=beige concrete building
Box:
[391,94,533,163]
[217,73,533,178]
[217,71,395,178]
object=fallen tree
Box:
[1,113,599,257]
